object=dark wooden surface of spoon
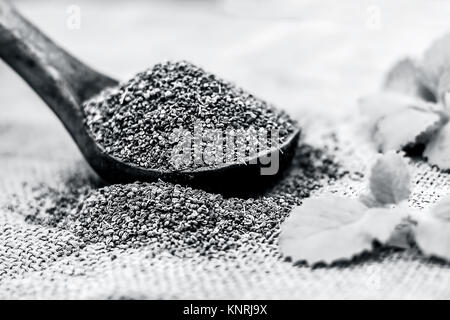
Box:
[0,0,299,195]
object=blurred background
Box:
[1,0,450,191]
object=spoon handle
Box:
[0,0,117,112]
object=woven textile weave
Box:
[2,0,450,300]
[1,117,450,300]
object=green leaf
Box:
[430,195,450,221]
[414,197,450,260]
[415,218,450,260]
[359,92,421,129]
[424,122,450,170]
[373,106,443,152]
[384,58,435,101]
[369,152,411,205]
[421,32,450,94]
[279,196,405,265]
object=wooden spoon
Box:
[0,1,299,195]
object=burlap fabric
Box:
[1,115,449,300]
[2,0,450,300]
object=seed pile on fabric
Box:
[66,144,343,256]
[6,143,342,257]
[4,173,98,228]
[82,61,297,170]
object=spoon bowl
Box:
[0,1,300,195]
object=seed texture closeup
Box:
[82,61,297,171]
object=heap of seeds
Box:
[6,142,343,257]
[3,168,99,228]
[65,143,343,256]
[82,61,297,170]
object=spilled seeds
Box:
[6,143,343,257]
[4,170,99,228]
[82,61,297,170]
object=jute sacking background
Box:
[1,0,449,299]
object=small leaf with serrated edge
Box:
[369,151,411,205]
[421,33,450,93]
[279,196,405,265]
[384,58,435,101]
[429,196,450,221]
[414,196,450,260]
[385,218,415,250]
[373,107,442,152]
[359,92,422,129]
[424,122,450,170]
